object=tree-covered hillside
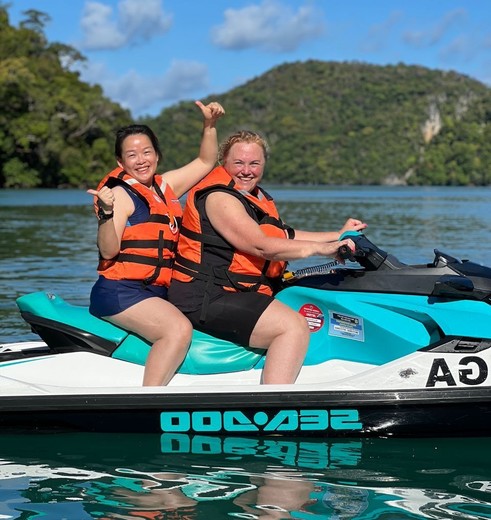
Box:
[0,5,131,188]
[148,60,491,186]
[1,5,490,187]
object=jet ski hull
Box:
[0,383,490,436]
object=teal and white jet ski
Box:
[2,232,491,437]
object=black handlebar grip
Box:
[338,244,354,260]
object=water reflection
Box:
[0,433,490,519]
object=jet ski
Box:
[2,231,491,437]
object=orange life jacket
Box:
[94,167,182,287]
[172,166,291,295]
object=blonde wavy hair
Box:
[218,130,270,165]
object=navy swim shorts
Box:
[89,276,168,318]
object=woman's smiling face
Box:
[223,142,265,193]
[117,134,159,187]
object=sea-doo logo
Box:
[160,434,362,469]
[160,409,362,433]
[426,356,488,387]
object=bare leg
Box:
[234,477,314,518]
[249,300,309,384]
[106,297,192,386]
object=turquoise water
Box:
[0,432,491,519]
[1,187,491,518]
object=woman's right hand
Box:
[333,238,355,263]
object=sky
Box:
[7,0,491,118]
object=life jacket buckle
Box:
[169,214,179,235]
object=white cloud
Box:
[118,0,172,43]
[80,2,125,50]
[438,34,487,66]
[403,9,467,48]
[360,11,402,53]
[400,9,490,69]
[80,0,172,51]
[211,0,324,52]
[78,59,209,116]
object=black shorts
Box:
[181,289,274,346]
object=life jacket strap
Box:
[174,255,271,289]
[179,226,229,248]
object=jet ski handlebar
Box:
[338,231,390,270]
[283,231,394,282]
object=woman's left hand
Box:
[195,100,225,123]
[339,218,367,236]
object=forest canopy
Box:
[146,60,491,186]
[1,4,491,188]
[0,4,131,188]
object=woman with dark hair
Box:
[87,100,225,386]
[169,130,366,384]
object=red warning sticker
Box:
[299,303,324,332]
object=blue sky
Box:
[7,0,491,118]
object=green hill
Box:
[1,4,490,187]
[147,60,491,186]
[0,6,131,188]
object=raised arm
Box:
[163,101,225,198]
